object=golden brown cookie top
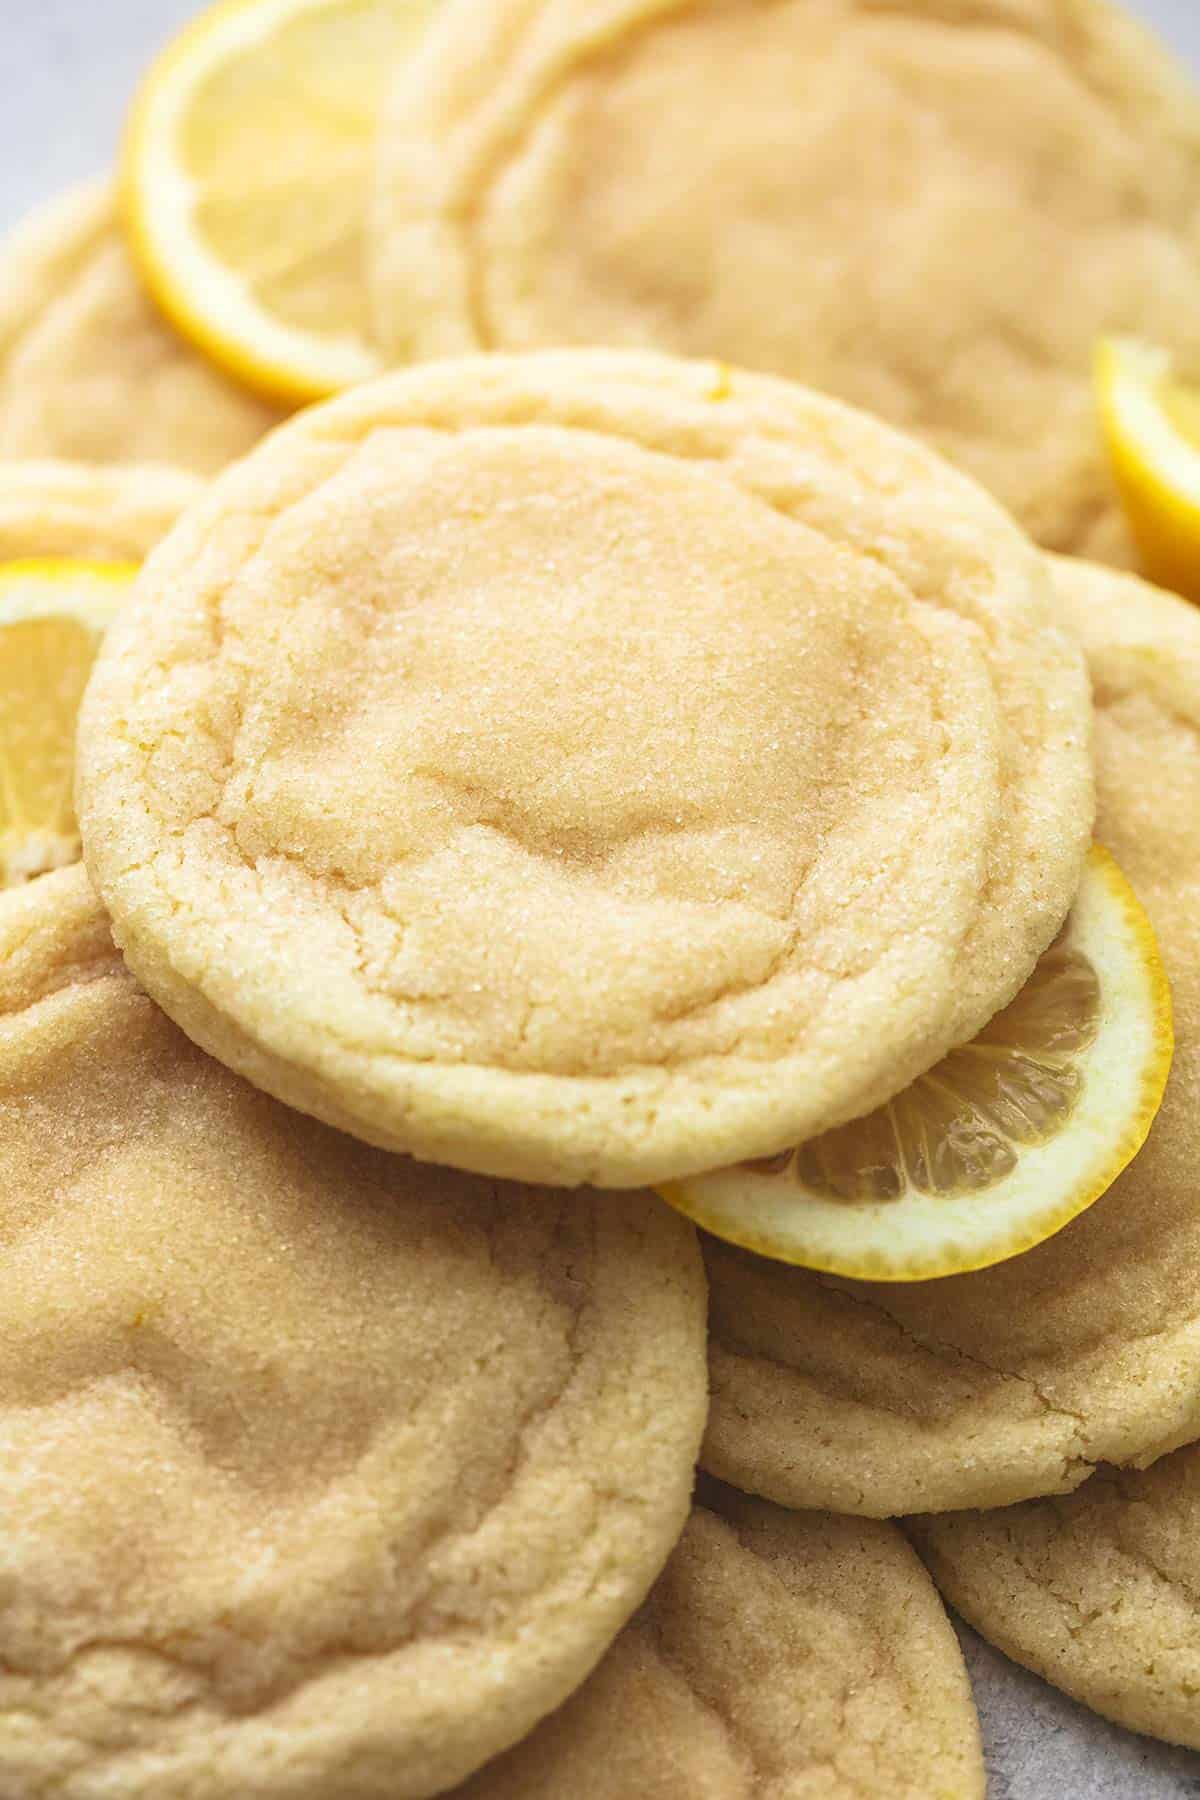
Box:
[0,181,283,474]
[371,0,1200,559]
[702,557,1200,1516]
[0,865,707,1800]
[458,1488,984,1799]
[77,349,1091,1187]
[916,1444,1200,1750]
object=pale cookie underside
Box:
[0,181,284,475]
[456,1490,984,1799]
[914,1443,1200,1751]
[371,0,1200,560]
[0,867,708,1800]
[702,559,1200,1516]
[77,350,1090,1188]
[0,457,202,562]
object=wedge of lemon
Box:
[122,0,437,404]
[0,560,134,886]
[1095,336,1200,602]
[660,848,1172,1282]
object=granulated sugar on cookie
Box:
[372,0,1200,562]
[915,1444,1200,1750]
[76,349,1091,1188]
[454,1484,984,1799]
[0,867,707,1800]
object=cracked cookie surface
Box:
[76,349,1091,1187]
[453,1484,984,1798]
[0,457,202,563]
[914,1444,1200,1749]
[0,865,707,1800]
[702,558,1200,1516]
[0,182,283,475]
[371,0,1200,563]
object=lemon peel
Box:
[661,847,1172,1282]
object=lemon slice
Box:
[122,0,437,404]
[0,560,133,886]
[1095,336,1200,602]
[660,848,1172,1282]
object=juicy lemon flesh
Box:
[1161,379,1200,449]
[1096,338,1200,602]
[181,0,420,345]
[131,0,440,399]
[662,848,1173,1281]
[0,615,102,885]
[765,939,1100,1204]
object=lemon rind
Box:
[0,559,136,632]
[659,847,1174,1282]
[121,0,387,406]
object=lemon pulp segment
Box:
[1095,337,1200,601]
[661,847,1173,1282]
[124,0,438,402]
[781,939,1100,1202]
[0,561,132,885]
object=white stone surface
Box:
[3,2,1200,1796]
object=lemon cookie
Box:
[372,0,1200,562]
[455,1483,984,1799]
[916,1445,1200,1750]
[0,458,201,562]
[703,557,1200,1516]
[77,350,1091,1187]
[0,182,283,474]
[0,865,707,1800]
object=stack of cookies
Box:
[3,1,1200,1796]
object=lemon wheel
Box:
[660,848,1172,1281]
[122,0,438,404]
[0,560,134,886]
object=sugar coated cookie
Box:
[702,557,1200,1515]
[916,1443,1200,1750]
[77,349,1091,1187]
[456,1483,984,1798]
[0,867,707,1800]
[372,0,1200,562]
[0,182,283,474]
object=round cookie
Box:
[371,0,1200,562]
[702,556,1200,1517]
[915,1444,1200,1750]
[0,865,707,1800]
[75,348,1091,1188]
[0,182,284,474]
[0,457,202,562]
[454,1484,985,1799]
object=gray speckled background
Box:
[3,2,1200,1795]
